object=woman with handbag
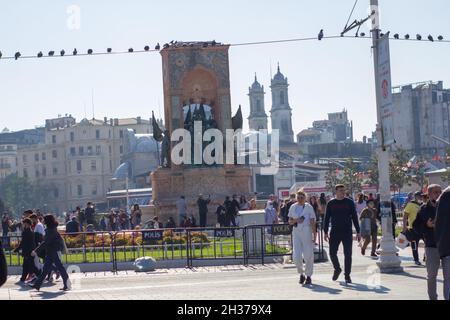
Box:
[29,214,71,291]
[360,199,378,257]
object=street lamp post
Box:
[370,0,402,273]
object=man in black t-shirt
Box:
[324,184,361,284]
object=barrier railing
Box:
[2,223,326,271]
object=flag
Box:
[152,111,163,142]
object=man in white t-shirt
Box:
[288,190,317,285]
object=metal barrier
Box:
[3,223,326,271]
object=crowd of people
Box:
[2,210,71,291]
[1,184,449,300]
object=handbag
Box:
[396,232,410,249]
[360,218,372,238]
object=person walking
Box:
[1,213,10,237]
[413,184,443,300]
[324,184,361,284]
[359,199,378,257]
[264,201,278,226]
[435,185,450,300]
[215,204,227,227]
[403,191,424,265]
[197,194,211,228]
[85,202,96,229]
[289,191,316,285]
[13,218,41,283]
[29,215,71,291]
[131,204,142,229]
[176,196,188,226]
[355,193,366,220]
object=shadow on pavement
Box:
[304,284,343,295]
[399,271,444,283]
[34,291,67,300]
[339,282,390,294]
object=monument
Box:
[151,41,252,223]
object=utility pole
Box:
[370,0,403,273]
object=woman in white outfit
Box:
[288,190,317,285]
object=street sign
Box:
[142,230,164,243]
[214,229,235,238]
[377,33,395,147]
[271,224,292,236]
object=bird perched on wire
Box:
[87,49,93,54]
[0,51,2,59]
[318,29,324,41]
[128,48,133,52]
[360,32,366,37]
[48,51,55,56]
[107,48,112,53]
[60,50,65,56]
[37,51,43,58]
[416,34,422,40]
[163,43,169,49]
[394,33,399,39]
[404,34,410,40]
[73,48,78,55]
[14,52,21,60]
[438,35,444,41]
[428,35,434,42]
[155,43,160,50]
[144,45,150,51]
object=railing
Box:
[2,223,326,271]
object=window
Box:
[256,99,261,112]
[35,170,40,178]
[91,182,98,196]
[87,146,93,155]
[120,145,124,154]
[79,146,84,156]
[76,160,82,171]
[77,185,83,197]
[70,147,76,156]
[96,145,101,154]
[52,150,57,159]
[54,188,59,199]
[23,155,27,163]
[53,167,58,175]
[42,152,46,161]
[91,160,97,171]
[23,168,28,178]
[110,160,112,173]
[109,146,112,154]
[96,130,100,139]
[280,91,285,105]
[42,167,47,177]
[35,153,39,162]
[119,130,124,138]
[70,132,75,142]
[52,135,56,144]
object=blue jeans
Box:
[443,256,450,301]
[34,252,69,288]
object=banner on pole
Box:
[377,33,395,147]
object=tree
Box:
[0,174,56,218]
[325,158,363,196]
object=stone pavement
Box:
[0,243,445,300]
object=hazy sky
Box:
[1,0,449,141]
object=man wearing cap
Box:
[403,191,424,265]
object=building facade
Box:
[390,81,450,156]
[16,116,153,213]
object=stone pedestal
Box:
[151,165,252,224]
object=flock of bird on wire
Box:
[0,30,446,61]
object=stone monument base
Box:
[151,166,252,225]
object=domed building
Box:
[111,129,160,190]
